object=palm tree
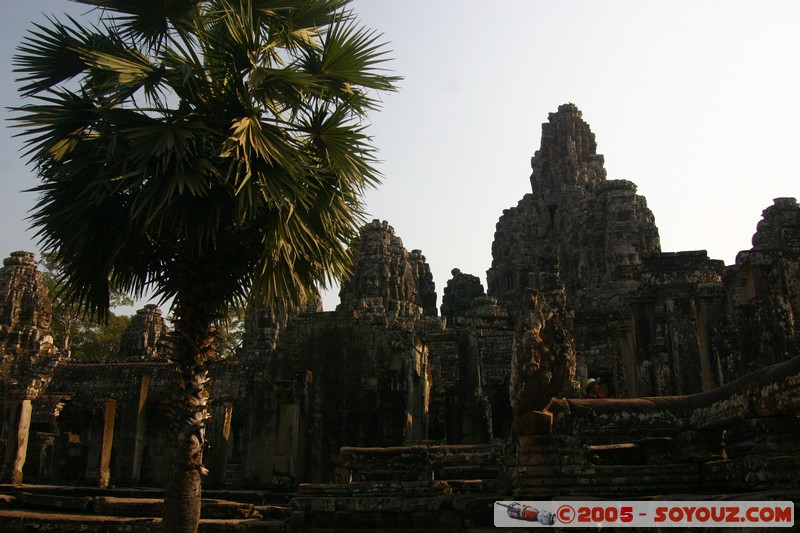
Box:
[12,1,398,530]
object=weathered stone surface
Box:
[426,326,499,444]
[751,197,800,252]
[545,354,800,438]
[118,305,169,359]
[529,103,606,193]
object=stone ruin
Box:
[117,304,169,359]
[0,252,63,484]
[1,104,799,530]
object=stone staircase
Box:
[0,444,510,532]
[0,484,291,532]
[287,444,509,531]
[291,480,499,531]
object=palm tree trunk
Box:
[163,457,203,533]
[162,304,216,533]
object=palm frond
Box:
[301,103,379,190]
[14,16,98,96]
[79,44,158,85]
[14,0,398,324]
[12,6,400,529]
[28,172,149,321]
[11,89,100,163]
[161,48,210,105]
[223,114,308,196]
[75,0,202,47]
[302,11,399,110]
[252,0,348,50]
[247,66,312,114]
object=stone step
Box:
[0,493,16,508]
[588,442,645,464]
[205,489,292,506]
[512,462,703,498]
[7,493,258,519]
[17,491,93,512]
[0,485,293,522]
[443,479,497,494]
[298,480,451,498]
[291,494,498,530]
[0,509,286,533]
[0,483,163,499]
[0,508,161,533]
[339,444,505,484]
[434,465,501,480]
[255,504,293,521]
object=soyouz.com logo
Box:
[493,501,795,528]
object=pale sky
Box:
[2,1,799,313]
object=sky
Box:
[2,1,799,314]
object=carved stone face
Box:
[611,245,640,279]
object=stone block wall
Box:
[268,312,438,481]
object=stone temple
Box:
[1,104,799,530]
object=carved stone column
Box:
[2,399,33,484]
[98,399,116,488]
[85,399,117,488]
[131,375,149,484]
[206,402,233,487]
